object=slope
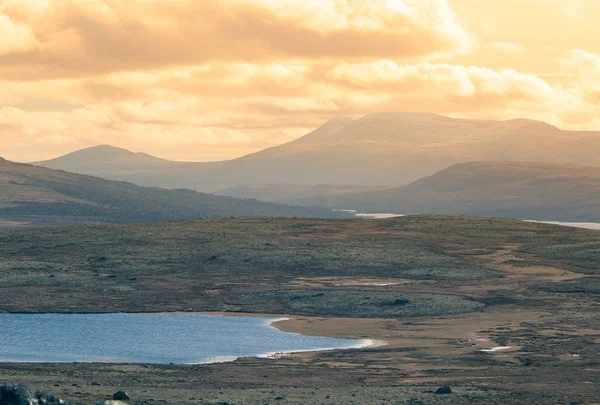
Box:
[0,158,340,226]
[35,145,222,190]
[327,161,600,221]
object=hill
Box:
[35,145,222,190]
[0,158,340,226]
[327,161,600,221]
[35,113,600,191]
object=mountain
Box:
[35,145,223,190]
[0,158,341,226]
[215,183,388,205]
[325,161,600,221]
[35,113,600,191]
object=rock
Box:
[0,384,69,405]
[393,297,409,306]
[435,386,452,395]
[90,382,101,386]
[96,256,108,262]
[112,391,130,400]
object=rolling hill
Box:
[325,161,600,221]
[0,158,341,226]
[35,113,600,191]
[35,145,221,190]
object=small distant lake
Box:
[526,220,600,230]
[0,314,367,364]
[335,210,404,219]
[338,209,600,230]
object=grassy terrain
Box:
[0,158,340,226]
[1,216,599,315]
[1,216,599,404]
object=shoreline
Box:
[0,312,386,366]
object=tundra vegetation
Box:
[0,216,598,404]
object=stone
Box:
[435,386,452,395]
[112,391,130,400]
[0,384,69,405]
[393,297,409,305]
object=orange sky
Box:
[1,0,599,162]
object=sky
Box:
[1,0,600,162]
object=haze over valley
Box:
[35,113,600,192]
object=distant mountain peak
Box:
[286,117,354,145]
[35,144,171,167]
[71,144,142,156]
[498,118,560,131]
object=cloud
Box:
[326,60,555,100]
[561,0,583,18]
[0,0,472,80]
[0,12,38,55]
[485,41,527,53]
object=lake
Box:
[526,220,600,230]
[0,313,368,364]
[340,210,600,230]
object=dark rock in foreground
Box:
[435,386,452,395]
[0,384,69,405]
[112,391,130,400]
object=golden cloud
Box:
[0,0,472,80]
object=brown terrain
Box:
[0,216,599,404]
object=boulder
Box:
[393,297,409,306]
[0,384,69,405]
[112,391,130,401]
[435,386,452,395]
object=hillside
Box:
[327,161,600,221]
[35,113,600,191]
[0,158,340,226]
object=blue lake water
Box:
[341,210,600,230]
[0,313,367,364]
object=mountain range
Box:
[36,113,600,192]
[0,158,340,226]
[324,161,600,221]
